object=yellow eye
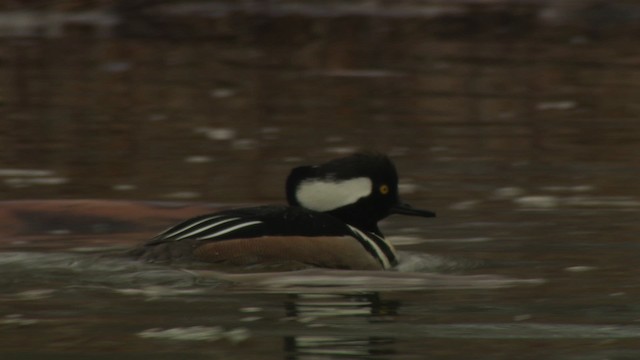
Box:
[379,184,389,195]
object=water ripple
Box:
[192,269,544,294]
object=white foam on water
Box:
[232,139,257,150]
[393,237,493,244]
[5,289,56,301]
[564,196,640,208]
[514,195,559,208]
[0,169,54,177]
[492,187,526,199]
[194,127,236,141]
[398,182,419,194]
[541,185,595,192]
[387,235,430,246]
[0,314,39,326]
[192,268,544,294]
[210,88,236,98]
[449,200,480,210]
[335,323,640,339]
[138,326,250,343]
[0,168,67,187]
[565,266,598,273]
[184,155,213,163]
[113,184,137,191]
[515,195,640,209]
[115,286,206,298]
[4,177,68,187]
[536,100,577,111]
[324,146,359,155]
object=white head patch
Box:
[295,177,372,212]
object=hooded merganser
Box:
[131,153,435,270]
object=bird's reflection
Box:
[282,292,399,359]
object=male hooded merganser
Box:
[131,153,435,270]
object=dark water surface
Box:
[1,2,640,359]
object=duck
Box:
[131,153,435,270]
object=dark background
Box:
[1,0,639,208]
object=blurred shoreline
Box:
[0,1,639,39]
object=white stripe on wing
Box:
[196,221,263,240]
[175,217,241,240]
[346,225,395,269]
[159,215,225,239]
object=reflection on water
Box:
[0,247,542,359]
[1,244,639,358]
[283,293,398,359]
[2,1,640,359]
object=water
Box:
[2,2,640,359]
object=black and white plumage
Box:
[131,153,435,270]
